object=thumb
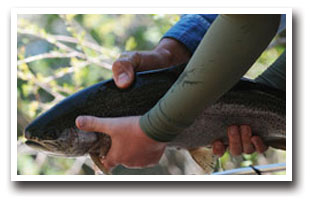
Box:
[112,60,135,89]
[76,115,111,133]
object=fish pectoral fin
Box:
[189,147,218,174]
[89,153,111,175]
[96,132,112,157]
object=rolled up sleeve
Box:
[162,14,218,53]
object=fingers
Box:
[227,125,266,156]
[240,125,255,154]
[251,136,267,153]
[227,125,243,156]
[212,140,226,157]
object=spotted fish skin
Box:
[24,63,285,160]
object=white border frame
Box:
[11,7,292,181]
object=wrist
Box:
[134,49,172,71]
[152,48,173,67]
[136,116,167,146]
[154,38,191,66]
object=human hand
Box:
[212,125,267,157]
[112,38,191,89]
[75,115,166,171]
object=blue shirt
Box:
[163,14,286,54]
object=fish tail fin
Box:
[189,147,218,174]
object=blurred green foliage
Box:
[17,14,285,175]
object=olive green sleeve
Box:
[140,14,281,142]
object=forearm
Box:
[140,14,281,142]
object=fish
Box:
[24,63,286,174]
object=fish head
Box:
[25,124,99,157]
[24,118,99,157]
[24,96,99,157]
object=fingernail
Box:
[77,116,85,128]
[118,72,129,85]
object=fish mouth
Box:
[24,130,32,140]
[25,140,49,152]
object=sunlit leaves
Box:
[29,101,39,118]
[73,66,89,87]
[63,14,76,22]
[17,154,40,175]
[245,45,285,79]
[21,83,33,97]
[125,36,137,51]
[143,26,162,44]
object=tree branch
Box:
[17,51,82,65]
[18,28,113,70]
[17,70,65,101]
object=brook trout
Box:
[24,64,286,174]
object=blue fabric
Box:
[163,14,286,54]
[162,14,218,54]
